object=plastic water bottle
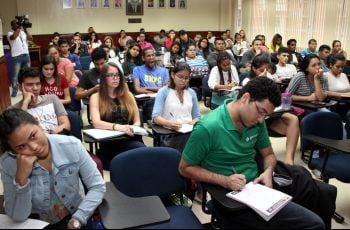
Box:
[281,91,292,110]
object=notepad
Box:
[226,182,292,221]
[134,93,157,99]
[83,126,148,140]
[0,214,49,229]
[217,86,242,92]
[177,124,193,133]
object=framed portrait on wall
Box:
[90,0,99,8]
[178,0,186,9]
[114,0,122,8]
[63,0,73,8]
[76,0,85,8]
[169,0,176,8]
[146,0,154,8]
[158,0,165,8]
[126,0,144,15]
[102,0,110,8]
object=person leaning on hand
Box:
[0,108,106,229]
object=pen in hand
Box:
[232,166,238,174]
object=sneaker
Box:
[194,191,203,204]
[11,88,17,97]
[311,169,322,179]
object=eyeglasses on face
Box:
[105,73,120,78]
[175,73,190,81]
[254,101,268,117]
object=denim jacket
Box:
[0,134,106,225]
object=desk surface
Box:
[83,131,129,143]
[202,183,247,211]
[100,183,170,229]
[303,134,350,153]
[292,100,337,110]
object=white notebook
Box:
[177,124,193,133]
[83,126,148,140]
[226,182,292,221]
[0,214,49,229]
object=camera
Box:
[15,15,32,28]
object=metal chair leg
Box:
[333,211,345,223]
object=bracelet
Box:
[112,123,116,131]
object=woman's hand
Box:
[314,69,324,80]
[120,125,134,136]
[307,93,316,101]
[15,155,37,186]
[168,121,182,130]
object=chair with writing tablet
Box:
[301,111,350,223]
[110,147,203,229]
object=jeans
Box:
[218,201,325,229]
[11,53,31,89]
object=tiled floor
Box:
[3,89,350,229]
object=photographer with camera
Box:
[7,17,33,97]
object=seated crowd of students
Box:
[1,26,349,228]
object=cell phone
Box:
[311,101,326,105]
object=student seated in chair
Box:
[75,47,107,100]
[208,52,240,109]
[179,77,326,229]
[132,47,169,121]
[287,54,328,115]
[89,62,145,170]
[152,62,200,152]
[0,108,105,229]
[12,67,70,135]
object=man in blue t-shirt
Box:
[132,47,169,121]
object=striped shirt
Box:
[287,71,328,96]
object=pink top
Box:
[57,58,79,87]
[138,41,154,50]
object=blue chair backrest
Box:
[80,55,92,71]
[67,110,83,140]
[301,112,343,151]
[110,147,186,198]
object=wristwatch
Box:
[71,218,81,229]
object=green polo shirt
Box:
[182,99,271,182]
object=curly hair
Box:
[237,77,281,107]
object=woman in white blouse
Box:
[326,54,350,120]
[208,52,240,109]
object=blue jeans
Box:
[11,53,31,89]
[217,201,325,229]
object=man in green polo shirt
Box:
[179,77,325,229]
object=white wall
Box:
[0,0,235,34]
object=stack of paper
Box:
[226,182,292,221]
[83,126,148,140]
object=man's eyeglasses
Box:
[106,73,121,78]
[254,101,268,117]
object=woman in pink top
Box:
[40,55,71,105]
[46,45,79,87]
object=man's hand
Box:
[253,168,273,188]
[21,84,35,105]
[225,173,246,191]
